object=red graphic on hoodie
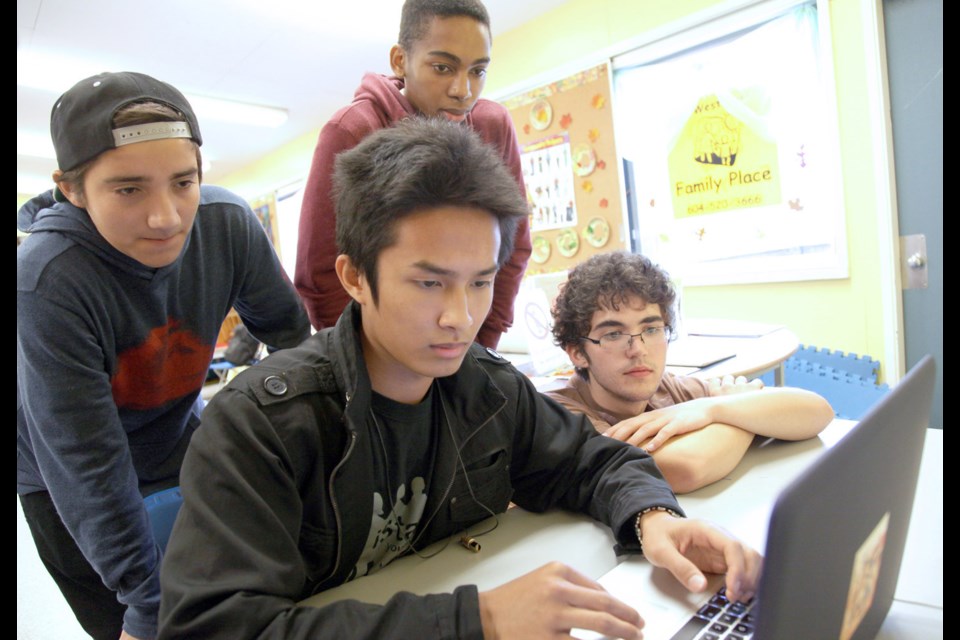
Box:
[111,319,214,410]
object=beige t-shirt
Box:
[545,373,710,432]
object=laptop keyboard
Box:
[669,587,756,640]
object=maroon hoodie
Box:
[295,73,530,348]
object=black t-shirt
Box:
[348,385,438,580]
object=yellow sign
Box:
[669,95,781,217]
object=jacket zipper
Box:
[313,391,357,592]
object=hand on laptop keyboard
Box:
[637,511,763,604]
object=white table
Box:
[302,421,943,638]
[668,327,799,386]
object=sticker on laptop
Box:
[840,512,890,640]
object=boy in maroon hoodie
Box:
[295,0,530,349]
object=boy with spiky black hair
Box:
[161,119,761,640]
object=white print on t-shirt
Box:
[350,476,428,580]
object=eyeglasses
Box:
[580,326,672,351]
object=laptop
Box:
[576,355,936,640]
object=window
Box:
[613,2,846,285]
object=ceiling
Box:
[17,0,571,195]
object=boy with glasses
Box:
[548,252,833,493]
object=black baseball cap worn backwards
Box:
[51,71,203,172]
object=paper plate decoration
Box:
[572,143,597,176]
[531,235,551,264]
[557,229,580,258]
[530,99,553,131]
[584,217,610,248]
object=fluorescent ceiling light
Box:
[18,51,288,128]
[17,51,106,93]
[18,131,56,159]
[186,95,287,128]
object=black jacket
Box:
[159,303,681,639]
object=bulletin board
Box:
[249,193,282,259]
[502,63,626,275]
[217,192,283,348]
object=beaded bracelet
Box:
[635,506,683,554]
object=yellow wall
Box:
[220,0,890,372]
[487,0,888,371]
[217,128,321,199]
